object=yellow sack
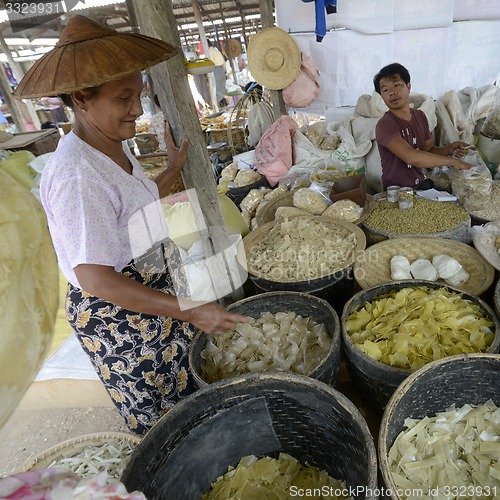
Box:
[0,150,36,190]
[162,193,249,251]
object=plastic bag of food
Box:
[233,169,261,187]
[448,150,492,211]
[322,199,363,222]
[292,188,329,215]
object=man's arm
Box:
[386,136,471,170]
[425,139,470,158]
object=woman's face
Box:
[83,72,144,142]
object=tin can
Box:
[399,187,414,209]
[387,186,400,203]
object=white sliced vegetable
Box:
[432,254,463,279]
[391,255,412,280]
[445,267,470,287]
[409,258,438,281]
[389,401,500,496]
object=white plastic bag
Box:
[434,90,474,146]
[293,122,371,173]
[448,150,492,211]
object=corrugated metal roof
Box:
[0,1,263,57]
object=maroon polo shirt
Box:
[375,108,432,190]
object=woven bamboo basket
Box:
[353,236,495,296]
[379,354,500,499]
[341,281,500,413]
[20,432,142,474]
[237,215,366,289]
[189,291,341,389]
[122,372,378,499]
[256,190,375,227]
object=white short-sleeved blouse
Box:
[41,132,162,288]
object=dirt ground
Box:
[0,383,128,477]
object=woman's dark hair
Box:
[373,63,410,94]
[59,87,99,110]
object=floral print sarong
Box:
[66,240,197,435]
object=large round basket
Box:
[341,280,500,413]
[121,372,378,499]
[189,291,341,389]
[361,197,472,246]
[379,354,500,499]
[353,236,495,296]
[256,190,374,227]
[237,215,366,294]
[20,432,141,473]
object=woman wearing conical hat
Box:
[15,15,248,435]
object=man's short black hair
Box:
[373,63,411,94]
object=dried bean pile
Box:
[364,198,469,234]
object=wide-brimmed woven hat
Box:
[247,27,301,91]
[14,15,180,99]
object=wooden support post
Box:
[0,61,27,132]
[191,0,218,111]
[0,36,41,130]
[218,1,237,87]
[237,1,249,49]
[131,0,243,303]
[258,0,287,120]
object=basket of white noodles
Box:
[21,432,141,484]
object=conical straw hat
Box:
[247,27,301,91]
[14,15,180,99]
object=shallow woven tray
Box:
[256,190,374,227]
[353,236,495,296]
[238,215,366,283]
[21,432,142,473]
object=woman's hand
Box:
[185,302,251,336]
[164,122,188,172]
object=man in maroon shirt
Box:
[374,63,471,190]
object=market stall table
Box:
[0,129,60,156]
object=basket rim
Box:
[353,236,495,296]
[19,431,142,473]
[238,215,366,283]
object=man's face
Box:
[379,74,411,111]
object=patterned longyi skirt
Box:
[66,240,197,435]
